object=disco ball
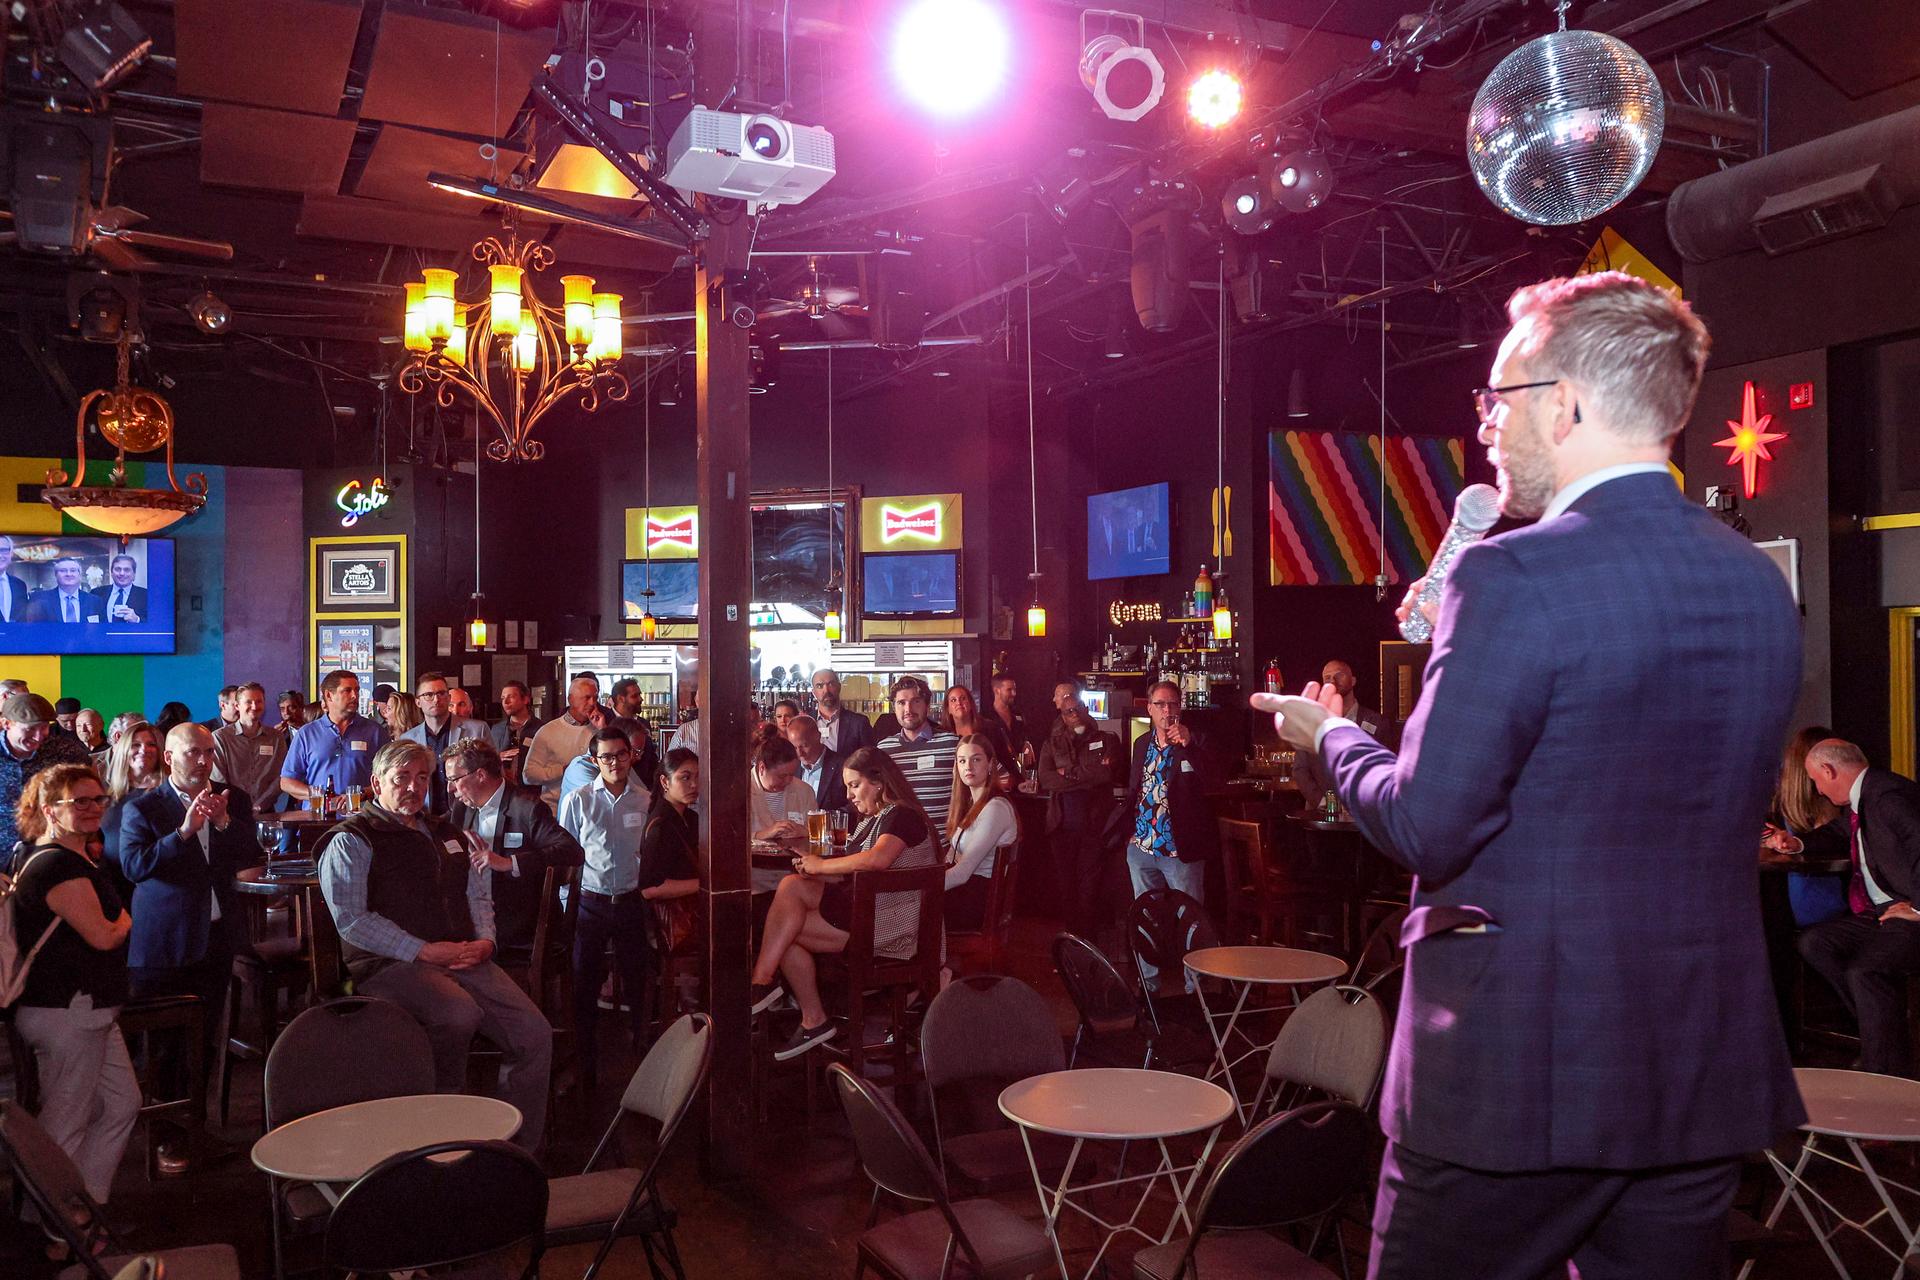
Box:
[1467,29,1665,226]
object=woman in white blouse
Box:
[749,731,816,842]
[943,735,1018,930]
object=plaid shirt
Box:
[1130,737,1177,859]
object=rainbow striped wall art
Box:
[1268,430,1467,587]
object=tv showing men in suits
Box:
[0,533,176,655]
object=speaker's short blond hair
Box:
[1506,272,1710,446]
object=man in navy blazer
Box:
[809,669,873,756]
[1785,740,1920,1075]
[443,736,584,966]
[118,722,259,1157]
[1259,273,1804,1278]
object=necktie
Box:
[64,595,76,622]
[112,589,124,616]
[1849,809,1871,915]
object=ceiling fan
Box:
[0,202,234,270]
[756,255,867,337]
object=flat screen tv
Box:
[0,533,176,655]
[622,559,699,621]
[863,550,960,618]
[1087,482,1171,580]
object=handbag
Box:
[0,847,65,1008]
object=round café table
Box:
[1756,1068,1920,1279]
[999,1068,1233,1280]
[1183,945,1348,1125]
[252,1094,523,1206]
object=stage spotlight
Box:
[1187,70,1242,129]
[1221,175,1273,236]
[1287,366,1310,419]
[1269,149,1333,213]
[186,289,231,334]
[1103,305,1128,359]
[1129,207,1192,333]
[1079,26,1165,123]
[892,0,1011,118]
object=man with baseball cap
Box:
[0,692,94,858]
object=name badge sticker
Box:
[258,744,275,756]
[350,741,369,751]
[1179,759,1195,773]
[504,832,524,849]
[917,755,934,771]
[443,839,464,854]
[1090,740,1104,751]
[622,811,646,830]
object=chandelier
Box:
[43,336,206,537]
[398,226,630,463]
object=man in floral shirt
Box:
[1127,681,1215,986]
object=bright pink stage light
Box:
[891,0,1011,118]
[1187,69,1243,128]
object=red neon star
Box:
[1713,381,1786,499]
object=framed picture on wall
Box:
[319,545,399,608]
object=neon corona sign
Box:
[1109,600,1164,625]
[335,477,392,528]
[880,501,942,544]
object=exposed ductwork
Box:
[1667,102,1920,263]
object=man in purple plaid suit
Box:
[1259,272,1805,1279]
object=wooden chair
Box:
[1221,817,1351,954]
[220,901,312,1126]
[945,839,1022,975]
[7,997,210,1189]
[488,865,582,1124]
[830,862,946,1084]
[645,897,704,1036]
[116,994,208,1181]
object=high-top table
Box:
[1755,1068,1920,1279]
[999,1068,1233,1280]
[1183,945,1348,1124]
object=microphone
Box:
[1399,484,1500,642]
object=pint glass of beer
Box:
[806,809,829,845]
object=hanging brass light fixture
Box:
[43,336,206,537]
[398,224,631,463]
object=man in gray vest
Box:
[318,739,551,1149]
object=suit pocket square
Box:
[1401,904,1499,947]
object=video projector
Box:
[663,108,835,212]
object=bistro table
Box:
[1753,1068,1920,1280]
[251,1094,523,1206]
[1183,945,1348,1124]
[999,1068,1233,1280]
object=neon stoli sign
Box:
[335,477,392,528]
[880,501,942,544]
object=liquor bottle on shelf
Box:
[1193,565,1213,617]
[1265,657,1284,694]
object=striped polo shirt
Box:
[879,728,959,846]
